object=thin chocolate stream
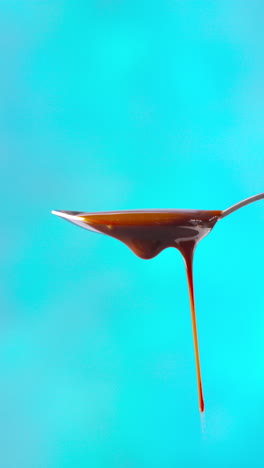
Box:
[179,241,204,413]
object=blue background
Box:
[1,1,264,467]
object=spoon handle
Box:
[221,193,264,219]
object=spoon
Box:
[52,193,263,412]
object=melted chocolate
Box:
[53,208,222,412]
[52,193,264,412]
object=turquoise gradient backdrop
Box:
[1,1,264,467]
